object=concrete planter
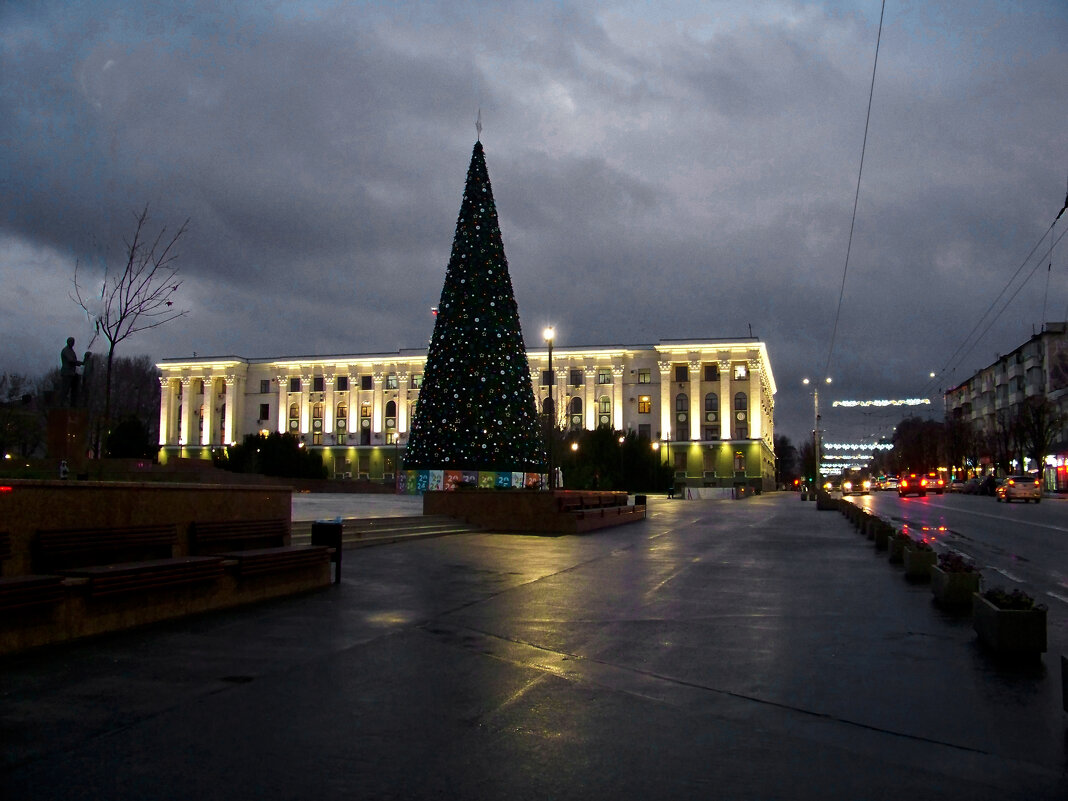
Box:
[887,535,907,564]
[930,566,980,607]
[972,593,1047,655]
[873,523,890,550]
[903,547,936,581]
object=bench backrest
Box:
[34,524,178,571]
[0,532,10,562]
[190,519,290,554]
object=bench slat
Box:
[0,575,66,612]
[219,546,330,577]
[61,557,224,598]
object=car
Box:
[898,472,927,498]
[962,477,982,495]
[925,472,946,495]
[996,475,1042,503]
[948,479,966,493]
[978,475,998,496]
[883,476,899,491]
[842,477,872,496]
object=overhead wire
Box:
[823,0,887,382]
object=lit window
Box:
[734,363,748,380]
[386,374,398,390]
[638,396,651,414]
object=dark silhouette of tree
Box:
[774,435,797,486]
[1018,396,1063,472]
[72,205,189,439]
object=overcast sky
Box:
[3,0,1066,445]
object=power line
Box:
[823,0,887,381]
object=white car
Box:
[996,475,1042,503]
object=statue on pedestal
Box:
[59,337,84,407]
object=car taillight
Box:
[1008,479,1015,486]
[901,479,908,488]
[920,478,927,487]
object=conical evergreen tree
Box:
[404,141,547,473]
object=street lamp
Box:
[803,377,832,489]
[543,326,556,490]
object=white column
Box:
[276,374,288,433]
[372,372,384,436]
[179,377,193,446]
[658,361,672,441]
[554,367,566,429]
[748,359,762,441]
[223,377,237,444]
[584,367,597,430]
[612,366,624,430]
[300,374,311,434]
[398,371,410,433]
[158,377,172,445]
[688,360,701,441]
[324,373,335,435]
[719,360,731,440]
[203,377,218,446]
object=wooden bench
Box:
[34,524,222,598]
[190,519,290,554]
[0,532,68,612]
[190,519,330,578]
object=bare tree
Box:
[1018,396,1063,472]
[72,205,189,432]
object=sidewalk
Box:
[2,494,1065,799]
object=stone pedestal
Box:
[47,408,89,473]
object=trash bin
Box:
[311,520,343,584]
[634,494,648,506]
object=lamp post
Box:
[543,326,556,490]
[803,377,831,489]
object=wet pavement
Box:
[2,494,1066,799]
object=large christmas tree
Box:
[404,141,547,473]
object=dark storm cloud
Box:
[1,0,1066,444]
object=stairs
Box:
[291,515,480,549]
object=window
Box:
[704,364,719,382]
[598,368,612,385]
[570,369,583,386]
[542,397,554,415]
[337,376,349,392]
[336,402,347,432]
[638,423,651,440]
[674,364,688,383]
[734,392,748,411]
[361,375,373,391]
[637,368,651,384]
[734,422,748,440]
[674,451,686,471]
[312,403,323,432]
[733,363,748,380]
[289,377,300,393]
[313,376,325,393]
[569,397,583,429]
[260,379,270,394]
[541,370,555,386]
[360,402,371,419]
[599,396,611,414]
[411,374,423,389]
[288,403,299,432]
[385,400,397,429]
[703,450,716,471]
[258,403,270,421]
[675,393,688,412]
[386,374,398,390]
[638,395,651,414]
[704,425,720,441]
[734,451,746,472]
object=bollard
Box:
[311,520,343,584]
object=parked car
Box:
[898,472,927,498]
[925,472,946,495]
[978,475,998,496]
[962,477,982,494]
[996,475,1042,503]
[948,479,966,493]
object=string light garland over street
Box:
[831,398,931,407]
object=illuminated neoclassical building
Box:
[157,337,777,490]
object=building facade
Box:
[158,337,777,490]
[944,322,1068,488]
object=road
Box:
[845,490,1068,646]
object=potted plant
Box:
[887,530,910,564]
[930,551,980,607]
[903,538,936,581]
[973,587,1047,655]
